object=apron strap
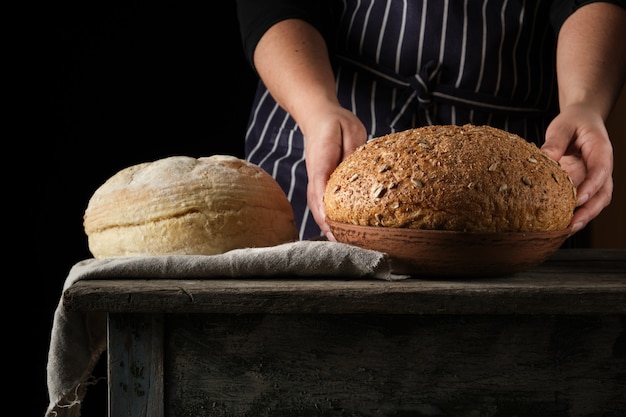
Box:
[334,54,544,129]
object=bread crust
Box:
[323,125,576,232]
[84,155,299,258]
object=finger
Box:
[305,137,341,238]
[307,176,332,238]
[569,177,613,235]
[541,115,575,161]
[574,135,613,207]
[339,119,367,159]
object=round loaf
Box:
[323,124,576,232]
[84,155,299,259]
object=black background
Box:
[34,2,257,416]
[27,1,609,415]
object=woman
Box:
[236,0,626,241]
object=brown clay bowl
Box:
[327,220,571,277]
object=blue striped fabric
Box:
[244,0,561,239]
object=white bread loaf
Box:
[84,155,299,259]
[324,124,576,232]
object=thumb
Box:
[541,116,574,162]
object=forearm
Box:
[556,2,626,119]
[253,19,339,130]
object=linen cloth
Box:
[45,240,407,416]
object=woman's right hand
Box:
[253,18,367,239]
[299,102,367,240]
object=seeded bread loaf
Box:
[323,124,576,232]
[84,155,299,259]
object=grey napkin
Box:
[45,240,407,417]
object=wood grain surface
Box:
[159,313,626,416]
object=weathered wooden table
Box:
[63,248,626,417]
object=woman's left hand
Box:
[542,103,614,236]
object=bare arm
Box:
[254,19,337,125]
[254,19,367,239]
[542,2,626,235]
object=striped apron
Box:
[245,0,559,240]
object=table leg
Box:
[108,313,164,417]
